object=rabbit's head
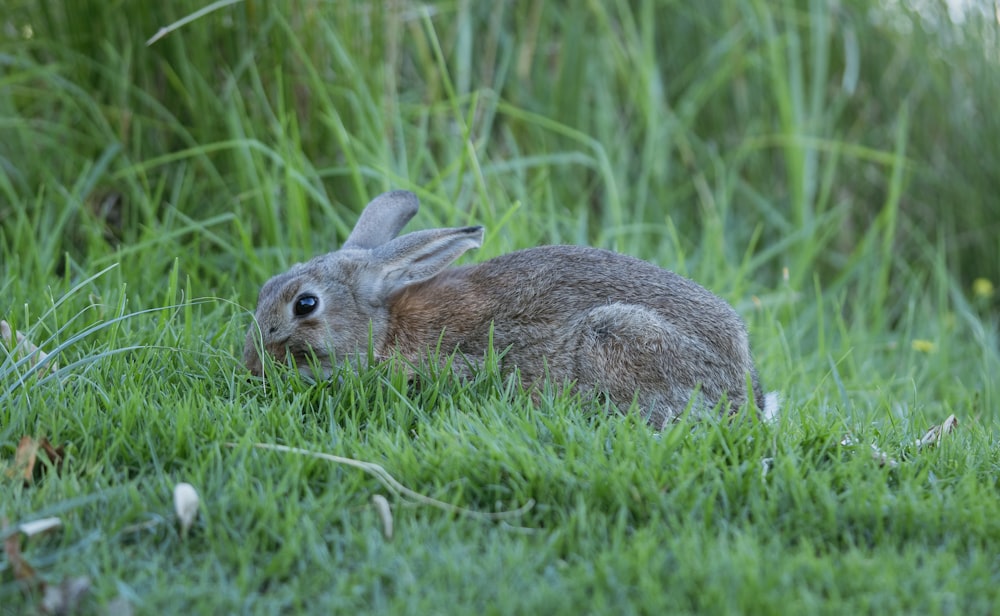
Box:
[243,191,483,378]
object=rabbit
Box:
[243,190,779,427]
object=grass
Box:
[2,0,1000,613]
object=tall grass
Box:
[1,0,999,613]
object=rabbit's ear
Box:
[343,190,420,249]
[370,226,484,296]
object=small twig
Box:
[231,442,535,521]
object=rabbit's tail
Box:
[761,391,781,423]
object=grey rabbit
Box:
[244,190,779,427]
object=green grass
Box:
[2,0,1000,613]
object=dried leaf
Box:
[6,436,65,484]
[8,435,41,482]
[18,517,63,537]
[40,439,66,470]
[918,414,959,449]
[0,319,13,346]
[0,320,58,376]
[173,482,200,537]
[40,576,91,615]
[371,494,393,541]
[3,524,39,585]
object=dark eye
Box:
[293,294,319,317]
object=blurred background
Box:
[1,0,997,349]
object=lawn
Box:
[2,0,999,614]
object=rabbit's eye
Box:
[293,294,319,317]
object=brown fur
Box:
[383,246,763,426]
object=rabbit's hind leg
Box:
[572,302,723,426]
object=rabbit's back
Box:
[386,244,763,423]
